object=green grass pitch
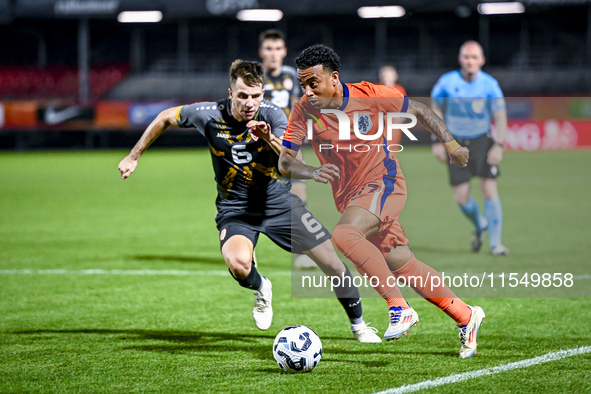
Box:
[1,147,590,393]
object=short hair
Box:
[295,44,341,73]
[229,59,264,87]
[259,29,285,46]
[380,65,397,73]
[459,40,484,56]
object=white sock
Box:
[258,276,271,293]
[351,321,367,331]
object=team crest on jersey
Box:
[357,113,373,135]
[283,77,293,91]
[471,98,486,114]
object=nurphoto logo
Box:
[307,110,419,153]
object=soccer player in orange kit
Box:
[279,44,485,358]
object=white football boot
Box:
[352,322,382,343]
[384,305,419,340]
[457,305,486,358]
[253,276,273,330]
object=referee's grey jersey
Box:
[177,98,291,215]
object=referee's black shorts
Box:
[216,194,331,255]
[448,133,500,186]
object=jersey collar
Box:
[338,82,349,111]
[458,69,481,84]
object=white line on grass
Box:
[1,270,589,280]
[373,345,591,394]
[0,269,292,276]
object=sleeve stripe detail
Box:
[401,96,409,113]
[338,82,350,111]
[282,140,302,150]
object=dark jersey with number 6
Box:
[176,98,290,217]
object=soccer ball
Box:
[272,325,322,373]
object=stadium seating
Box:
[0,64,129,99]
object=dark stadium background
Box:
[0,0,589,149]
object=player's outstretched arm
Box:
[118,107,179,179]
[407,99,469,168]
[246,120,283,155]
[279,147,340,184]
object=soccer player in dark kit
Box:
[118,59,381,343]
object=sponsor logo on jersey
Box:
[216,132,231,139]
[305,112,328,135]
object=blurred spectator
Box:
[378,65,406,96]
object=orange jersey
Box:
[394,83,407,96]
[284,81,409,213]
[377,83,407,96]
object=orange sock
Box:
[333,224,406,307]
[391,253,471,325]
[386,298,409,309]
[442,299,471,326]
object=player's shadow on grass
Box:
[131,254,223,264]
[15,329,458,359]
[16,328,274,359]
[409,245,470,255]
[324,347,456,357]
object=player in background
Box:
[259,29,315,269]
[430,41,509,256]
[118,60,381,343]
[378,65,406,96]
[279,44,485,358]
[259,29,300,119]
[378,64,407,148]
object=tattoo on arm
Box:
[409,100,454,143]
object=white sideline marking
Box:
[1,270,589,280]
[0,269,292,276]
[374,345,591,394]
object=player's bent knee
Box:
[385,245,412,271]
[222,248,253,278]
[221,235,254,278]
[332,224,366,258]
[225,255,252,278]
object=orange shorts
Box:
[345,175,409,257]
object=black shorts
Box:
[448,133,500,186]
[216,194,331,255]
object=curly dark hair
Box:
[229,59,264,87]
[295,44,341,72]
